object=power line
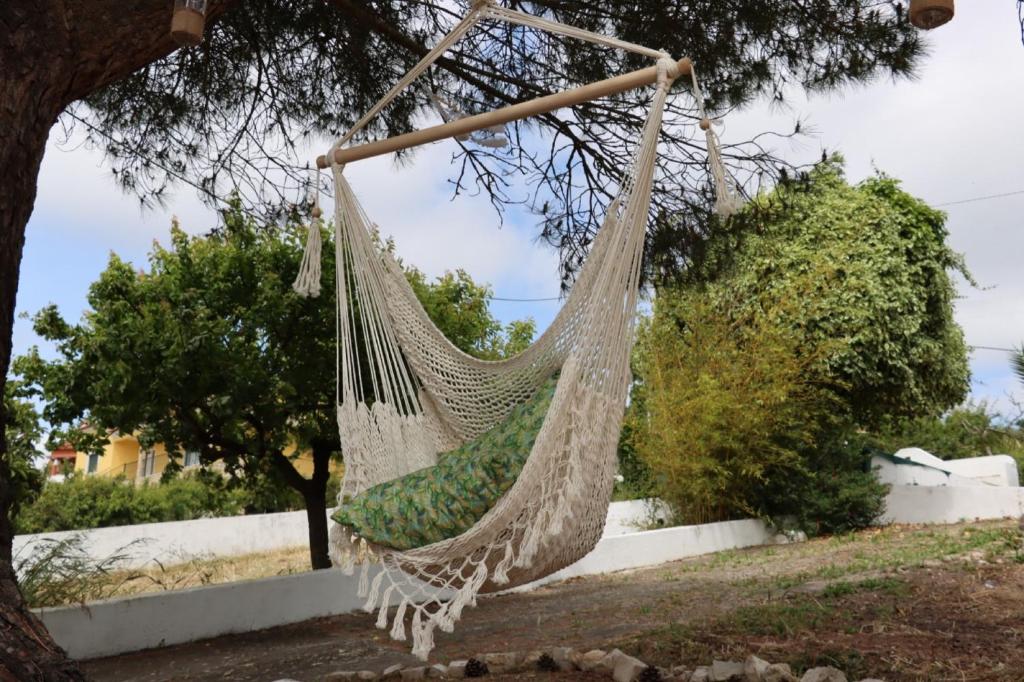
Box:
[491,295,561,302]
[970,345,1019,353]
[933,189,1024,208]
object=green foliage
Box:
[1014,346,1024,387]
[684,158,971,428]
[14,473,246,535]
[3,378,45,518]
[626,160,974,534]
[759,428,888,536]
[628,288,874,529]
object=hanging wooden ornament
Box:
[909,0,954,30]
[171,0,208,47]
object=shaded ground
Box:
[84,520,1024,682]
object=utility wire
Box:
[971,345,1019,353]
[934,189,1024,208]
[491,295,561,302]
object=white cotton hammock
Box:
[292,0,741,660]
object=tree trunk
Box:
[270,446,335,570]
[302,484,331,571]
[0,13,90,680]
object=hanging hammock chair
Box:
[292,0,741,660]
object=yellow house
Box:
[72,433,331,484]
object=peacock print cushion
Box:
[332,375,558,550]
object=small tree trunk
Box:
[302,484,331,570]
[270,446,335,570]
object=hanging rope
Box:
[293,169,324,298]
[689,65,745,217]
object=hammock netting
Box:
[292,0,740,659]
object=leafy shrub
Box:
[626,287,886,535]
[14,472,246,534]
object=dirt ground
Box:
[83,520,1024,682]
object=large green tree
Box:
[15,208,532,572]
[681,158,971,427]
[627,159,970,532]
[0,1,930,676]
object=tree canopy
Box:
[66,0,925,279]
[681,158,972,427]
[15,207,533,569]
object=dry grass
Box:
[43,545,312,606]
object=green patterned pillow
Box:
[333,375,558,551]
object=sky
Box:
[12,1,1024,429]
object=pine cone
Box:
[465,658,490,678]
[536,653,559,672]
[638,665,663,682]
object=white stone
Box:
[764,663,797,682]
[612,654,649,682]
[671,665,693,681]
[428,664,448,678]
[522,650,544,669]
[579,649,608,671]
[691,667,711,682]
[549,647,576,671]
[483,651,521,673]
[446,660,468,678]
[357,673,379,682]
[597,649,626,674]
[712,660,746,682]
[801,667,847,682]
[381,664,404,679]
[744,655,770,681]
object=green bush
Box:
[14,472,246,534]
[625,287,887,535]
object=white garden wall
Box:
[882,483,1024,524]
[15,500,665,571]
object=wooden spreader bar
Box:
[317,57,692,169]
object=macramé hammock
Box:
[292,0,741,660]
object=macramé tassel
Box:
[293,214,323,298]
[390,598,410,641]
[689,66,744,217]
[357,561,370,598]
[376,585,396,629]
[491,540,515,585]
[363,570,385,612]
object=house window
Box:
[87,453,99,474]
[141,449,156,477]
[184,450,200,468]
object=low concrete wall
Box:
[527,518,772,588]
[37,565,392,660]
[36,518,776,661]
[15,500,658,571]
[883,484,1024,525]
[15,509,318,571]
